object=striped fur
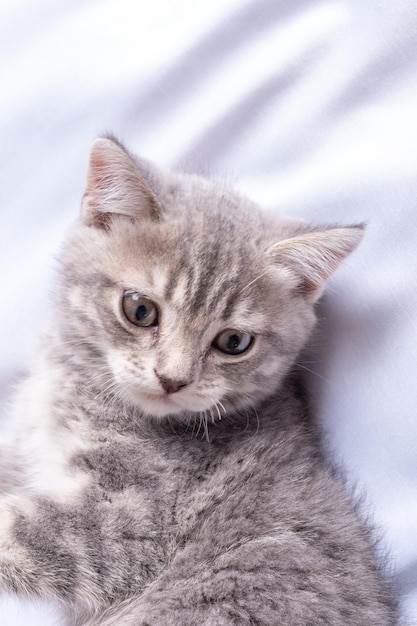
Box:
[0,138,397,625]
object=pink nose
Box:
[155,373,189,394]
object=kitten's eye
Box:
[122,291,158,327]
[213,329,253,355]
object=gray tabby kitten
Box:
[0,137,397,625]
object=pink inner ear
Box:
[87,149,115,193]
[88,153,104,186]
[85,136,132,193]
[81,137,162,228]
[268,227,364,301]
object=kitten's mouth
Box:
[130,389,187,418]
[129,387,217,419]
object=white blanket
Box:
[1,1,416,623]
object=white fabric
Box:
[1,1,416,623]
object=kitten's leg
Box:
[0,494,82,601]
[0,490,168,622]
[87,537,397,626]
[0,491,116,623]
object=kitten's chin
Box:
[137,394,184,418]
[128,389,188,419]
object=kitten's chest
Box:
[75,432,237,534]
[65,426,307,587]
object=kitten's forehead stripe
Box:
[180,232,246,317]
[187,240,222,315]
[220,283,240,321]
[164,252,192,301]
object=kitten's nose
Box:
[155,372,190,394]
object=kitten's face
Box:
[57,138,362,421]
[63,211,314,419]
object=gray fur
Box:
[0,137,398,625]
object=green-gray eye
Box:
[122,291,158,327]
[213,329,253,355]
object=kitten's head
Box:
[57,137,362,421]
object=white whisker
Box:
[217,400,226,415]
[203,411,209,442]
[195,412,202,438]
[295,362,332,385]
[212,400,222,421]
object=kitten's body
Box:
[0,138,397,625]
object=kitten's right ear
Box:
[267,226,364,303]
[81,137,161,229]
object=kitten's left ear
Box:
[81,137,161,229]
[268,226,364,302]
